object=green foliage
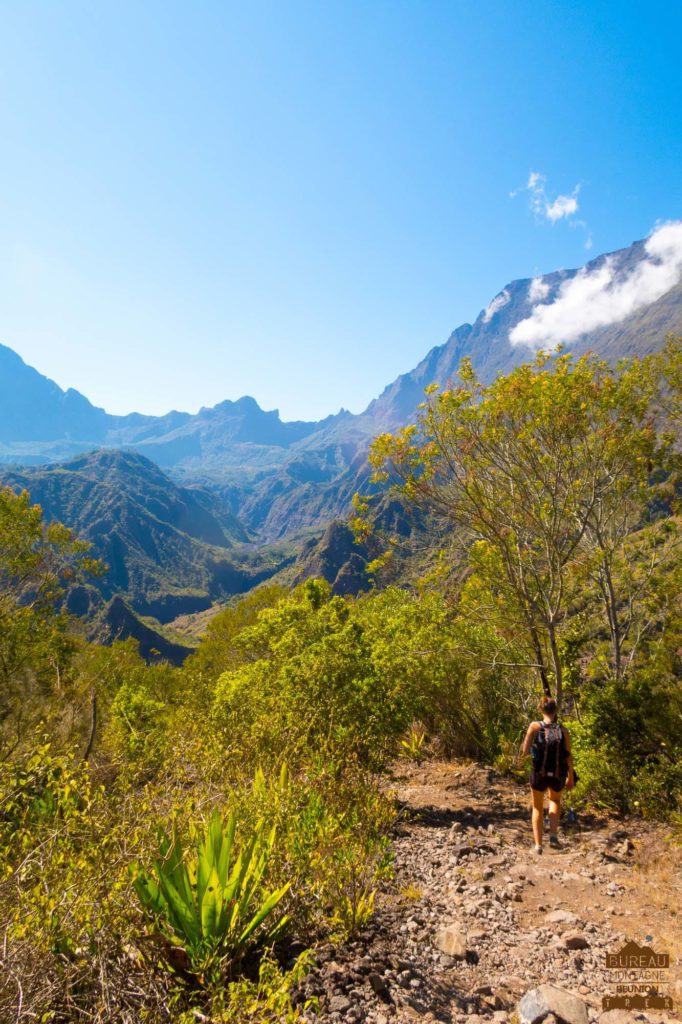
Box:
[3,342,682,1022]
[96,640,181,771]
[657,333,682,431]
[0,744,321,1021]
[212,580,414,770]
[0,743,96,867]
[566,654,682,815]
[132,809,290,980]
[299,772,393,938]
[0,486,101,751]
[312,826,384,938]
[203,950,316,1023]
[400,724,426,762]
[366,349,674,703]
[185,584,287,687]
[631,758,682,820]
[109,681,169,767]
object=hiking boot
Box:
[534,844,543,855]
[549,833,562,849]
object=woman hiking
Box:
[521,697,575,854]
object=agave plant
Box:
[400,724,426,762]
[131,809,290,978]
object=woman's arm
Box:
[521,722,540,756]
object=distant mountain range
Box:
[0,341,341,477]
[3,238,680,461]
[0,449,291,622]
[3,236,680,501]
[2,232,681,655]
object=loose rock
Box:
[597,1011,639,1024]
[328,994,352,1014]
[518,983,589,1024]
[433,924,467,959]
[545,910,580,925]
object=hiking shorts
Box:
[530,769,566,793]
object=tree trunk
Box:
[548,624,563,709]
[83,689,96,762]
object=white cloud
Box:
[528,276,550,302]
[483,289,511,323]
[510,220,682,349]
[545,193,579,222]
[516,170,582,225]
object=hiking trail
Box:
[295,759,682,1024]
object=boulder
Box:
[545,910,580,925]
[518,983,588,1024]
[563,931,589,949]
[433,924,467,958]
[597,1012,639,1024]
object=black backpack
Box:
[531,721,568,777]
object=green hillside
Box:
[1,343,681,1023]
[0,449,286,624]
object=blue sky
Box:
[1,1,680,420]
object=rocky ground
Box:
[294,760,682,1024]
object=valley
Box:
[1,235,681,660]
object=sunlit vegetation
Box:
[1,340,681,1021]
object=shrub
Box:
[566,665,682,816]
[211,582,413,771]
[631,758,682,820]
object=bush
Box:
[212,582,424,771]
[631,758,682,819]
[565,666,682,816]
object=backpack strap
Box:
[555,724,562,777]
[539,722,548,774]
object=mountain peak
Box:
[64,447,161,475]
[205,395,263,415]
[0,344,108,444]
[0,342,28,367]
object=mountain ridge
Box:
[2,234,681,546]
[2,237,672,455]
[0,449,290,623]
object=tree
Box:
[656,334,682,433]
[367,351,673,705]
[0,486,101,750]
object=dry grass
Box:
[620,826,682,1001]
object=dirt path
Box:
[297,759,682,1024]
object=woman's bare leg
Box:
[548,788,562,835]
[531,787,545,846]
